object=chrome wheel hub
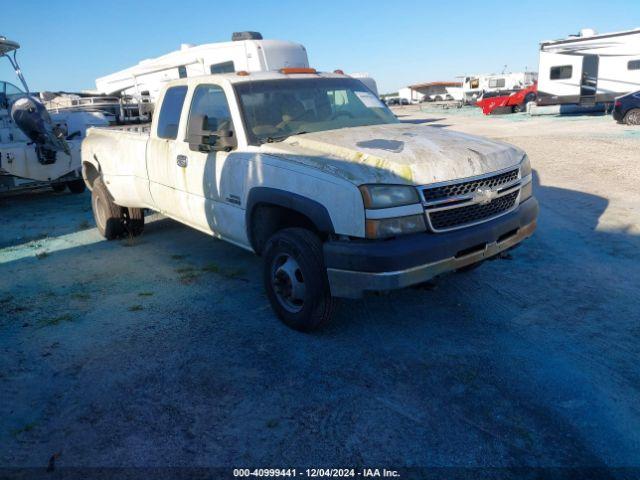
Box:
[271,253,305,313]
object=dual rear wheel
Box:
[91,177,144,239]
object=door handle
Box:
[176,155,188,167]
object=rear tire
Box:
[624,109,640,125]
[263,228,335,332]
[91,177,125,240]
[67,179,86,194]
[124,207,145,236]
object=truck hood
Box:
[260,123,524,186]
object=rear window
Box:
[628,60,640,71]
[157,86,188,139]
[550,65,572,80]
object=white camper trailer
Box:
[95,32,309,104]
[95,32,381,111]
[537,28,640,106]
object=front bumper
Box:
[325,197,538,298]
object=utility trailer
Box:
[537,28,640,106]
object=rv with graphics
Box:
[537,28,640,106]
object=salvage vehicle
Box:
[0,36,85,194]
[82,69,538,331]
[613,90,640,125]
[476,83,538,115]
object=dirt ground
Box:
[1,107,639,476]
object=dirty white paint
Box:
[82,74,525,242]
[263,123,524,186]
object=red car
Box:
[476,83,538,115]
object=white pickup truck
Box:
[81,69,538,331]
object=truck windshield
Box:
[234,78,398,144]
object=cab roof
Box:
[164,70,349,89]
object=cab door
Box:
[147,85,189,218]
[172,83,248,243]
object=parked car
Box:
[400,98,410,105]
[82,70,538,331]
[613,90,640,125]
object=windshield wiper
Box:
[261,131,308,144]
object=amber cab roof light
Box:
[236,70,250,76]
[279,67,317,74]
[333,69,345,74]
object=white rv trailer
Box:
[537,28,640,106]
[461,72,538,104]
[95,32,309,103]
[95,32,380,109]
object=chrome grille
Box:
[429,191,519,230]
[420,168,524,232]
[422,168,519,203]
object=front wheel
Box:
[263,228,335,332]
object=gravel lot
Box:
[1,107,639,476]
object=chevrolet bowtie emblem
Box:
[472,186,498,205]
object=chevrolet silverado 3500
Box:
[81,69,538,331]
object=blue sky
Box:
[2,0,639,94]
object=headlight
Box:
[520,154,533,202]
[365,214,426,239]
[520,154,532,178]
[359,184,421,209]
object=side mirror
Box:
[186,114,237,152]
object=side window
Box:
[489,78,505,88]
[178,66,187,78]
[550,65,573,80]
[210,61,235,74]
[628,60,640,71]
[188,84,234,133]
[157,86,188,139]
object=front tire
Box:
[263,228,335,332]
[624,109,640,125]
[91,177,125,240]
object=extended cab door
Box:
[172,83,249,244]
[147,85,189,218]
